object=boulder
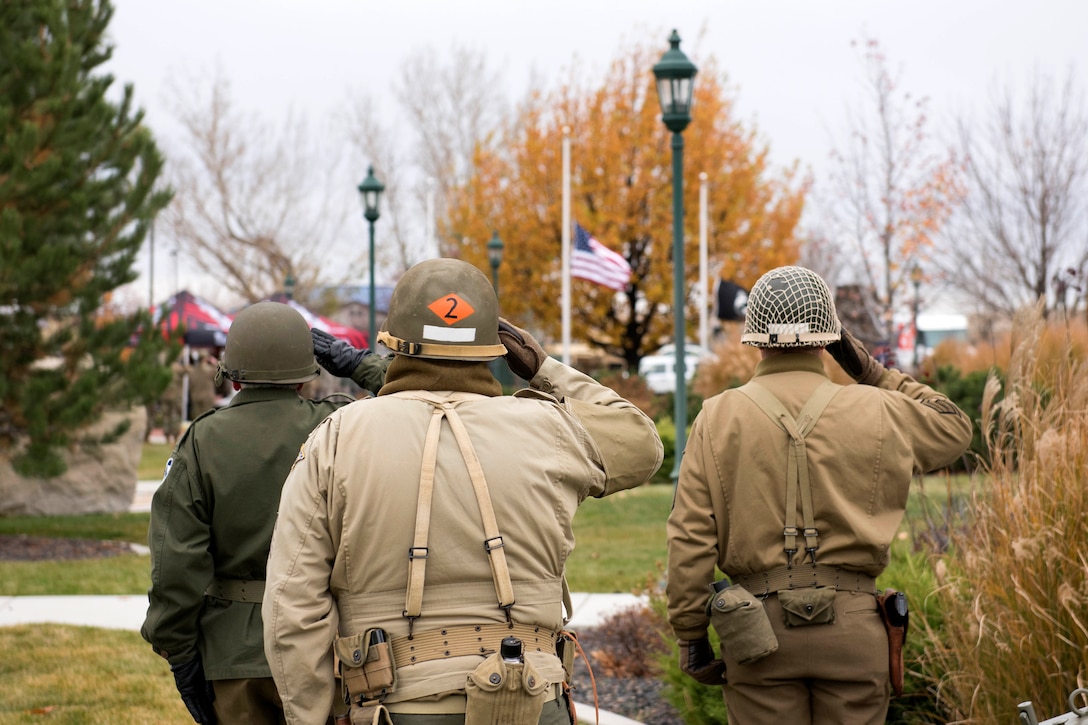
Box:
[0,408,146,516]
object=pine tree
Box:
[0,0,174,476]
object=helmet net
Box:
[741,266,841,348]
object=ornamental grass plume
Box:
[921,304,1088,722]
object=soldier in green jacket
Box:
[141,301,388,724]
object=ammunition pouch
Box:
[335,629,397,704]
[877,589,909,697]
[556,631,577,683]
[344,701,394,725]
[778,587,836,627]
[707,580,779,665]
[464,651,549,725]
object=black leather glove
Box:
[678,637,726,686]
[826,326,886,386]
[171,654,217,723]
[311,328,369,378]
[497,318,547,380]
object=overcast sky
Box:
[103,0,1088,307]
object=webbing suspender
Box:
[396,391,518,636]
[737,380,841,568]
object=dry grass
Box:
[921,305,1088,722]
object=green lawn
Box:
[0,472,973,597]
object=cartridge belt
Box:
[731,564,877,597]
[391,622,556,668]
[205,577,265,603]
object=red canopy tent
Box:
[264,293,369,349]
[153,290,234,348]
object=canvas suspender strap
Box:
[403,405,445,629]
[738,380,841,567]
[442,401,518,619]
[395,391,517,635]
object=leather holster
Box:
[877,588,909,697]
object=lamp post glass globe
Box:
[653,29,697,483]
[357,166,384,349]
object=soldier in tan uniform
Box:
[142,302,389,724]
[263,258,663,725]
[666,266,972,725]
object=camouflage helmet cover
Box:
[741,265,841,348]
[378,258,507,361]
[219,301,320,384]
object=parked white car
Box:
[639,344,712,394]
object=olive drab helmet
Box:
[741,265,842,348]
[218,301,321,384]
[378,258,507,361]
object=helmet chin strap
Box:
[377,330,506,361]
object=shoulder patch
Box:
[922,397,961,415]
[290,443,306,473]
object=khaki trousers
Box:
[720,590,889,725]
[213,677,286,725]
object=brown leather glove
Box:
[826,327,886,386]
[497,318,547,380]
[678,637,726,686]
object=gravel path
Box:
[570,627,685,725]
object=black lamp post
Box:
[487,231,504,295]
[284,272,295,301]
[357,166,384,348]
[486,231,512,387]
[653,29,698,482]
[910,262,923,369]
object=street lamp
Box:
[486,231,513,388]
[487,231,504,295]
[910,262,923,370]
[284,271,295,301]
[653,29,698,482]
[357,166,384,349]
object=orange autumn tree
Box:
[444,39,806,372]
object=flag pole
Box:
[699,172,709,352]
[561,126,572,365]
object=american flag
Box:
[571,223,632,291]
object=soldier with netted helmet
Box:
[263,258,663,725]
[665,265,972,724]
[142,301,389,725]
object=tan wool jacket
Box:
[666,353,973,640]
[264,357,663,723]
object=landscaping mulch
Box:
[0,535,134,561]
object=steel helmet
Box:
[378,258,507,361]
[741,265,841,348]
[219,301,320,384]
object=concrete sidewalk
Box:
[0,591,646,632]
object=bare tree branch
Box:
[161,67,351,304]
[942,67,1088,320]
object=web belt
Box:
[390,622,557,668]
[731,564,878,596]
[205,577,265,603]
